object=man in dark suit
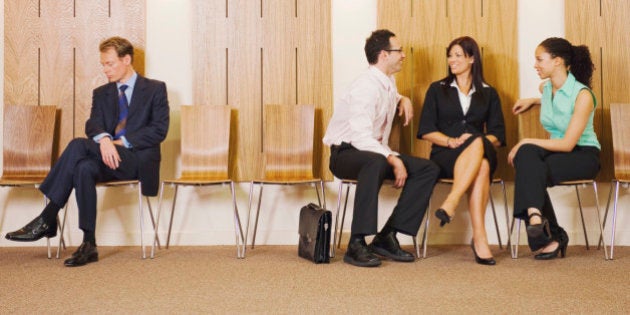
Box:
[5,36,170,267]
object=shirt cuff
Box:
[93,133,112,143]
[120,136,132,148]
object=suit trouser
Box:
[329,142,439,236]
[513,144,600,240]
[39,138,139,233]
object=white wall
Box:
[0,0,626,251]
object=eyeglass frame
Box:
[384,47,403,52]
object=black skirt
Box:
[430,134,498,179]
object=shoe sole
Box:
[369,245,415,262]
[5,233,57,242]
[64,254,99,267]
[343,254,381,267]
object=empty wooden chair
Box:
[150,105,244,258]
[246,104,325,255]
[0,104,60,258]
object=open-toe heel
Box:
[435,208,453,227]
[526,212,552,251]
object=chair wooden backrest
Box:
[2,105,57,181]
[179,105,231,180]
[262,104,315,181]
[517,105,549,140]
[609,103,630,181]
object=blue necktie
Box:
[114,85,129,139]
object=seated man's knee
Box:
[74,160,99,180]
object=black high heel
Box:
[535,230,569,260]
[526,212,552,251]
[435,208,453,227]
[470,240,496,265]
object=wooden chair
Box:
[0,105,61,258]
[600,103,630,259]
[246,104,325,254]
[510,105,608,259]
[150,105,244,258]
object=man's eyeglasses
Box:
[384,48,403,52]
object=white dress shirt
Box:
[323,66,401,157]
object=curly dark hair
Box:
[539,37,594,88]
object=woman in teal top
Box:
[508,37,599,260]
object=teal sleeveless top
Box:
[540,72,600,150]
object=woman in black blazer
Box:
[417,36,505,265]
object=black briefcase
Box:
[298,203,332,263]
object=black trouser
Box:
[513,144,600,245]
[39,138,139,233]
[329,142,439,236]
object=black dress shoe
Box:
[64,242,99,267]
[369,232,415,262]
[344,240,381,267]
[470,240,496,266]
[5,215,57,242]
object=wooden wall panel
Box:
[296,0,331,181]
[4,0,40,107]
[193,0,332,181]
[379,0,518,180]
[566,0,630,181]
[39,0,74,148]
[5,0,146,155]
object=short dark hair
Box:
[539,37,594,88]
[364,29,395,65]
[99,36,134,62]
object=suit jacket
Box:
[85,75,170,196]
[417,80,506,156]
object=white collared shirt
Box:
[450,79,489,115]
[323,66,401,157]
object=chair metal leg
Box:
[510,217,521,259]
[599,180,614,250]
[609,181,619,259]
[421,205,430,258]
[575,186,590,250]
[56,205,69,259]
[500,180,511,251]
[488,193,502,249]
[138,182,146,259]
[332,181,344,258]
[339,184,351,249]
[319,180,326,211]
[245,182,254,251]
[166,185,179,249]
[231,181,246,259]
[151,181,167,259]
[590,182,609,260]
[146,196,160,249]
[250,183,264,249]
